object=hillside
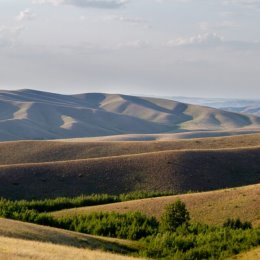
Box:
[1,133,260,165]
[0,219,142,260]
[52,184,260,227]
[0,146,259,200]
[0,89,260,141]
[0,237,144,260]
[0,218,139,253]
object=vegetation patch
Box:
[0,197,259,260]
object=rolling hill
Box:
[0,218,142,260]
[0,133,260,165]
[0,146,259,200]
[52,184,260,227]
[0,89,260,141]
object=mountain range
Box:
[171,96,260,116]
[0,89,260,141]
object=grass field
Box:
[0,218,141,254]
[0,236,145,260]
[0,146,259,199]
[1,133,260,165]
[228,247,260,259]
[0,134,259,199]
[52,184,260,227]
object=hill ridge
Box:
[1,89,260,141]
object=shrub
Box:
[223,218,252,230]
[160,199,190,232]
[58,212,159,240]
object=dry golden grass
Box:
[228,247,260,259]
[0,145,260,200]
[1,146,260,200]
[0,236,146,260]
[0,133,260,165]
[0,134,260,200]
[52,184,260,227]
[0,218,140,254]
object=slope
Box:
[0,237,144,260]
[0,218,140,254]
[0,147,259,200]
[0,133,260,165]
[52,184,260,227]
[0,89,260,141]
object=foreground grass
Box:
[52,184,260,227]
[0,218,141,254]
[0,236,145,260]
[228,246,260,259]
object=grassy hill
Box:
[1,89,260,141]
[0,236,145,260]
[1,133,260,165]
[0,218,141,256]
[52,184,260,227]
[0,147,259,200]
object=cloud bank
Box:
[33,0,128,8]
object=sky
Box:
[0,0,260,98]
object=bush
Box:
[160,199,190,232]
[140,224,260,259]
[58,212,159,240]
[223,218,252,230]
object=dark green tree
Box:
[160,199,190,232]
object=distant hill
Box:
[171,96,260,116]
[0,89,260,141]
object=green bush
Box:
[0,191,176,213]
[57,212,159,240]
[223,218,252,230]
[140,224,260,260]
[160,199,190,232]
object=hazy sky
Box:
[0,0,260,98]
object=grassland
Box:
[0,236,145,260]
[0,134,259,199]
[0,146,259,199]
[52,184,260,227]
[228,247,260,259]
[1,133,260,165]
[0,218,141,254]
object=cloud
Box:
[103,15,151,28]
[116,40,150,49]
[166,33,224,47]
[16,9,36,22]
[0,25,24,47]
[165,32,260,51]
[223,0,260,8]
[104,15,144,24]
[32,0,128,8]
[199,21,237,31]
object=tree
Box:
[160,199,190,232]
